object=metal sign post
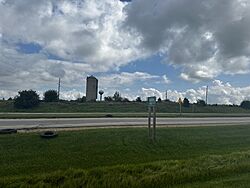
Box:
[147,97,156,141]
[178,97,183,116]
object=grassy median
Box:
[1,126,250,187]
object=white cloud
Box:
[2,0,249,86]
[1,0,250,99]
[0,0,143,71]
[99,72,159,89]
[97,71,161,100]
[60,90,84,101]
[141,88,164,100]
[140,80,250,105]
[123,0,250,81]
[162,75,171,84]
[0,42,89,91]
[0,0,150,93]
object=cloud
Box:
[96,71,161,99]
[140,80,250,105]
[1,0,250,99]
[0,42,87,91]
[141,88,164,100]
[47,63,66,78]
[123,0,250,81]
[162,75,171,84]
[99,72,159,88]
[60,90,84,101]
[0,0,142,71]
[0,0,150,93]
[0,90,16,100]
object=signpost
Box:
[178,97,183,116]
[147,96,156,141]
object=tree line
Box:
[3,89,250,110]
[13,90,58,109]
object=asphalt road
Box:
[1,117,250,129]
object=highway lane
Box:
[1,117,250,129]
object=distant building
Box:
[86,76,98,101]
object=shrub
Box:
[240,100,250,109]
[183,98,190,107]
[135,97,142,102]
[113,91,122,102]
[196,99,206,107]
[104,96,113,102]
[14,90,40,109]
[122,98,130,102]
[81,96,86,102]
[44,90,58,102]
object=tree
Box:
[157,98,162,102]
[44,90,58,102]
[113,91,122,102]
[122,98,130,102]
[81,96,86,102]
[104,96,113,102]
[14,90,40,109]
[183,98,190,107]
[196,99,206,107]
[76,96,86,103]
[135,97,142,102]
[240,100,250,109]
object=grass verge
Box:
[1,126,250,187]
[1,151,250,187]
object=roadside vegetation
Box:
[13,90,40,109]
[43,90,58,102]
[1,100,250,114]
[2,151,250,187]
[1,90,250,114]
[1,126,250,187]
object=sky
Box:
[1,0,250,104]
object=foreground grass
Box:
[1,151,250,187]
[1,126,250,177]
[2,126,250,187]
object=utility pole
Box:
[205,86,208,105]
[58,78,61,101]
[165,90,168,101]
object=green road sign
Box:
[148,96,156,107]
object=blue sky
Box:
[1,0,250,104]
[16,42,42,54]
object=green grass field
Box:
[1,100,250,116]
[1,126,250,187]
